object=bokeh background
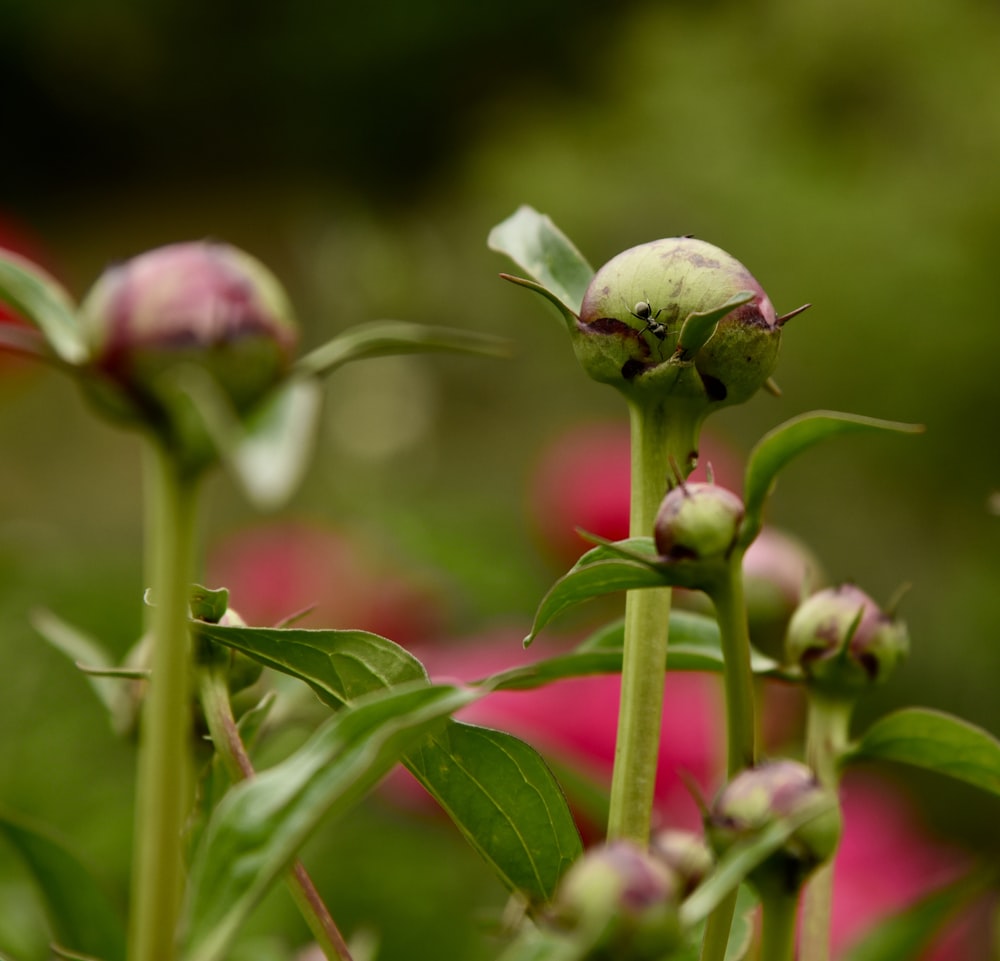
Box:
[2,0,999,957]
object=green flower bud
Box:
[554,841,682,959]
[79,241,299,467]
[785,584,909,695]
[650,829,714,897]
[653,482,745,582]
[575,238,790,408]
[706,760,842,898]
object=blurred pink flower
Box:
[206,519,445,644]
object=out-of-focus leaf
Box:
[182,683,476,961]
[0,809,126,961]
[840,871,993,961]
[845,707,1000,795]
[488,206,593,320]
[0,249,87,364]
[741,411,923,545]
[31,609,122,721]
[194,622,583,903]
[674,885,758,961]
[295,320,509,379]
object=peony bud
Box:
[575,238,788,408]
[650,829,714,897]
[654,482,745,565]
[79,241,299,467]
[706,759,842,898]
[785,584,909,695]
[553,840,682,958]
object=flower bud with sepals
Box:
[785,584,909,698]
[79,241,299,472]
[706,759,842,900]
[552,840,683,959]
[650,829,714,898]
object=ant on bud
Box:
[629,299,668,340]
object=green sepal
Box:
[843,707,1000,796]
[488,205,594,320]
[675,291,755,362]
[190,585,230,623]
[741,411,924,546]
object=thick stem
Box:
[197,665,353,961]
[758,891,800,961]
[607,398,697,843]
[129,446,200,961]
[799,695,853,961]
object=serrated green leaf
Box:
[741,411,923,546]
[295,320,509,379]
[0,809,126,961]
[487,206,594,319]
[845,707,1000,795]
[194,623,583,902]
[840,871,993,961]
[0,249,87,364]
[182,683,476,961]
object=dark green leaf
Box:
[295,320,509,379]
[487,206,594,319]
[182,683,476,961]
[0,809,125,961]
[194,623,583,902]
[0,250,87,364]
[845,707,1000,795]
[406,722,581,900]
[742,411,923,546]
[840,871,993,961]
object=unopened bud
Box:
[785,584,909,695]
[706,760,841,897]
[654,482,745,565]
[650,829,713,897]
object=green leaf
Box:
[840,871,993,961]
[0,249,87,364]
[845,707,1000,795]
[487,206,594,320]
[190,585,230,623]
[673,885,758,961]
[182,683,477,961]
[741,411,923,546]
[194,623,583,902]
[0,809,126,961]
[295,319,509,379]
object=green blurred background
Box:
[2,0,999,956]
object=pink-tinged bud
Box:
[553,840,682,958]
[654,482,745,564]
[650,829,714,897]
[79,241,298,464]
[707,760,842,897]
[575,238,786,408]
[785,584,909,695]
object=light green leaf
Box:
[0,249,87,364]
[741,411,923,546]
[845,707,1000,795]
[0,809,126,961]
[295,319,509,379]
[182,683,476,961]
[488,206,594,320]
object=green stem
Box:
[758,891,800,961]
[607,398,696,843]
[698,552,759,961]
[799,694,853,961]
[129,445,200,961]
[197,665,353,961]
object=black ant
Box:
[629,299,668,340]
